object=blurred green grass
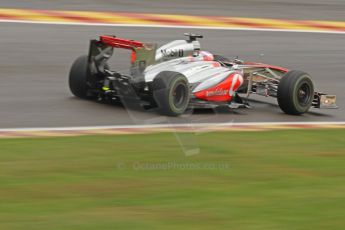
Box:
[0,129,345,230]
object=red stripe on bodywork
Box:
[244,62,289,72]
[194,72,243,102]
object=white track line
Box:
[0,122,344,132]
[1,19,345,35]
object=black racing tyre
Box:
[151,71,190,116]
[277,70,314,115]
[69,55,90,99]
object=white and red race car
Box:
[69,33,337,116]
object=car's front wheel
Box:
[277,70,314,115]
[152,71,190,116]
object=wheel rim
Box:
[172,83,187,108]
[297,82,311,106]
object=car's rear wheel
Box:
[152,71,190,116]
[69,55,91,99]
[277,70,314,115]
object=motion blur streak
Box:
[0,8,345,33]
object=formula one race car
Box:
[69,33,337,116]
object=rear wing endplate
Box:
[88,35,156,76]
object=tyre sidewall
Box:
[291,75,314,113]
[277,70,314,115]
[69,55,89,98]
[152,71,190,116]
[167,76,189,114]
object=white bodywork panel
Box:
[142,39,238,93]
[144,57,232,83]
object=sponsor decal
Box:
[161,49,184,57]
[206,88,228,97]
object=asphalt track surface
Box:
[0,1,344,128]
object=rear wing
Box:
[88,35,156,77]
[100,35,144,50]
